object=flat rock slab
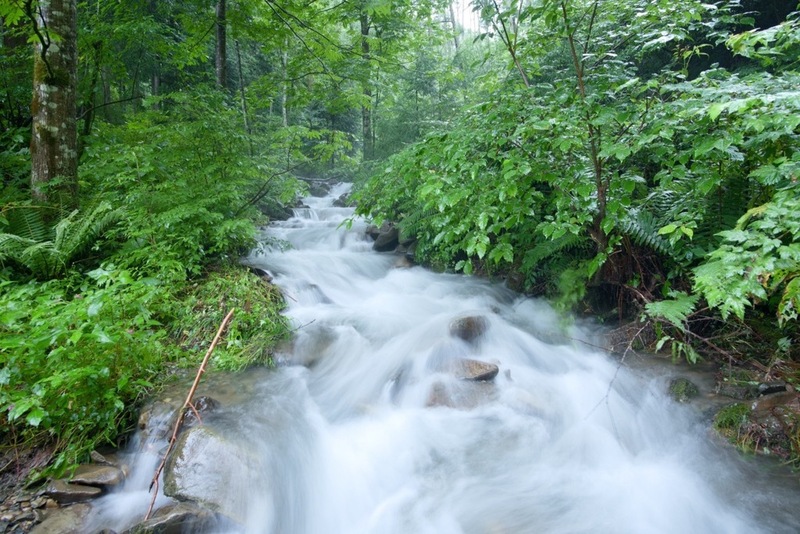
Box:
[70,464,124,488]
[44,480,102,504]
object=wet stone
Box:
[70,464,124,488]
[668,377,700,403]
[449,316,490,343]
[44,479,102,504]
[182,395,221,428]
[372,222,400,252]
[758,381,787,396]
[122,502,216,534]
[29,503,92,534]
[448,359,499,382]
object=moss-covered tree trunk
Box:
[30,0,78,207]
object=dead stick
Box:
[144,308,235,521]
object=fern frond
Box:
[645,291,699,331]
[621,209,683,263]
[53,202,123,261]
[398,206,438,241]
[523,233,589,268]
[4,206,50,242]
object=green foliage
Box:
[0,202,122,280]
[714,403,751,431]
[175,265,290,371]
[0,266,179,476]
[694,189,800,324]
[80,89,303,279]
[646,291,700,332]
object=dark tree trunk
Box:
[30,0,79,207]
[216,0,227,89]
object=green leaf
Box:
[658,224,677,235]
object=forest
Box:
[1,0,799,485]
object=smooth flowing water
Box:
[89,184,800,533]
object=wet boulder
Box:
[449,316,490,343]
[371,222,399,252]
[332,193,353,207]
[181,396,221,428]
[163,425,262,524]
[306,180,330,197]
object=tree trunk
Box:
[215,0,227,89]
[30,0,79,207]
[281,37,288,128]
[448,2,460,51]
[360,12,373,161]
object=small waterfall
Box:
[84,406,176,532]
[86,182,800,533]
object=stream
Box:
[87,183,800,533]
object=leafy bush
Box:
[80,88,303,279]
[0,266,180,476]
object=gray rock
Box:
[44,480,102,504]
[449,316,490,343]
[122,502,216,534]
[164,425,261,524]
[70,464,124,488]
[372,223,399,252]
[29,503,91,534]
[404,241,417,262]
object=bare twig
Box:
[144,309,235,521]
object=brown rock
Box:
[449,316,490,343]
[447,359,499,381]
[44,480,102,504]
[70,464,124,488]
[29,503,92,534]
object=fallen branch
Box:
[144,308,235,521]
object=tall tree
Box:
[216,0,227,89]
[29,0,79,206]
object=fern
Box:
[3,205,51,242]
[53,202,123,261]
[620,208,680,262]
[645,291,699,331]
[0,202,123,279]
[398,206,438,241]
[522,233,589,268]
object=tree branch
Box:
[144,309,235,521]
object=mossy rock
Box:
[668,377,699,403]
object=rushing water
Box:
[89,183,800,533]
